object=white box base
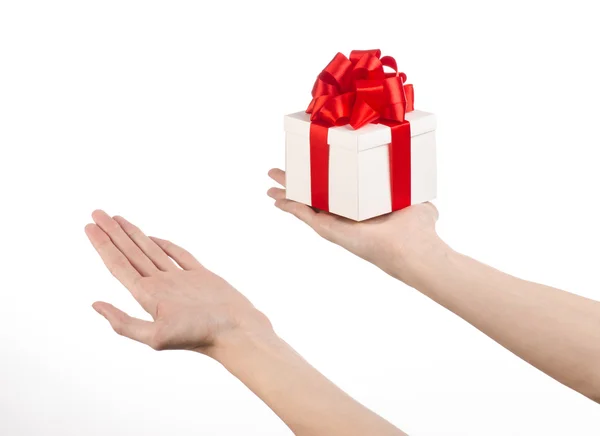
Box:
[285,110,437,221]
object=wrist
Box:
[388,232,454,287]
[207,323,281,366]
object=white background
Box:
[1,1,599,435]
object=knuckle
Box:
[128,227,142,239]
[96,238,113,251]
[107,257,131,278]
[179,250,193,261]
[106,219,122,233]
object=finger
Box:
[274,199,346,243]
[273,198,317,225]
[113,216,178,272]
[92,210,158,276]
[93,302,156,347]
[267,187,286,200]
[85,223,141,289]
[149,237,203,270]
[268,168,286,187]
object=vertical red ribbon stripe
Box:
[309,122,330,211]
[386,121,412,211]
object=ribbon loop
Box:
[349,49,381,62]
[319,92,355,126]
[379,55,398,73]
[320,53,353,89]
[383,76,406,105]
[306,49,414,130]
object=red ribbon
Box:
[306,49,414,213]
[309,122,330,211]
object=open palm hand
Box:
[86,211,272,355]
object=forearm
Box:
[400,239,600,401]
[211,332,406,436]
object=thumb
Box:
[93,301,156,348]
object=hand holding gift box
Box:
[285,49,437,221]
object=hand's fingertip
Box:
[267,188,281,199]
[91,209,106,220]
[92,302,106,316]
[268,168,285,180]
[85,223,109,243]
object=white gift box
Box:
[284,110,437,221]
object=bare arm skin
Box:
[85,210,406,436]
[267,168,600,402]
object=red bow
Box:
[306,49,414,129]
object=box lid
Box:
[284,109,436,152]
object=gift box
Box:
[284,49,437,221]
